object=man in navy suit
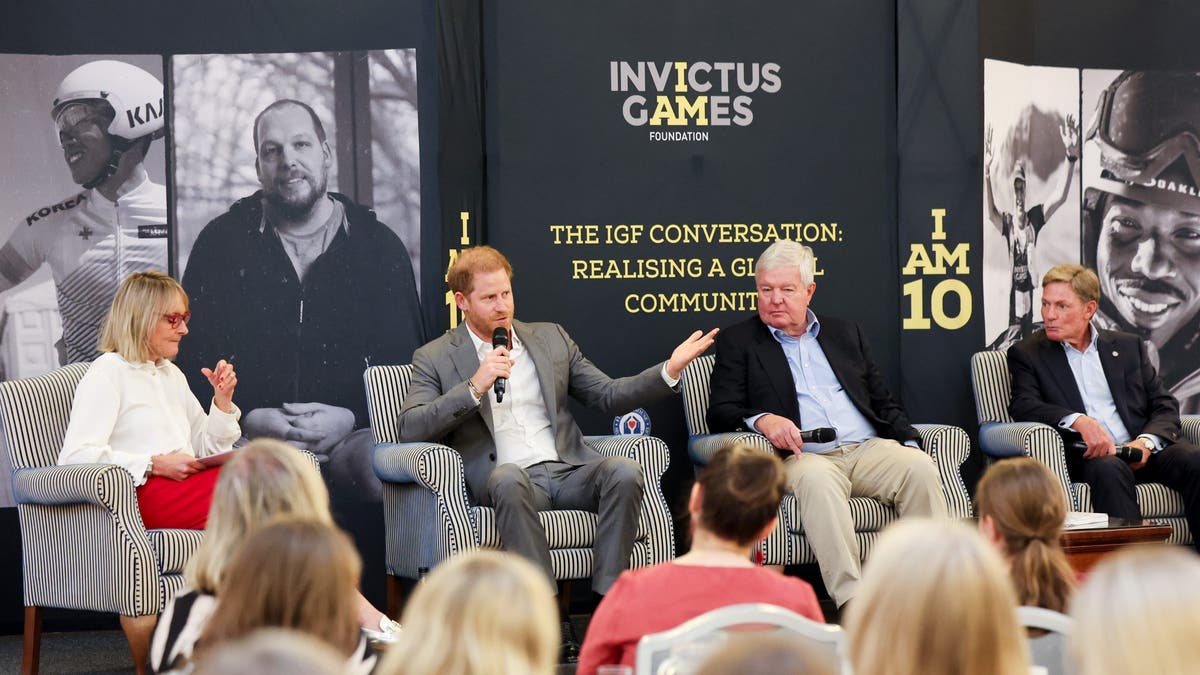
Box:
[707,240,946,608]
[1008,263,1200,547]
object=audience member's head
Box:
[198,518,362,659]
[186,439,330,593]
[1070,545,1200,675]
[695,633,835,675]
[379,550,558,675]
[846,519,1028,675]
[976,457,1076,612]
[193,628,348,675]
[692,443,786,547]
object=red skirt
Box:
[135,466,222,530]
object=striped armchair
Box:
[970,349,1195,545]
[681,355,973,566]
[364,364,675,612]
[0,362,203,673]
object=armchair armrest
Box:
[1183,415,1200,445]
[585,434,675,565]
[979,421,1064,460]
[12,463,136,509]
[979,421,1075,511]
[372,441,477,579]
[585,435,670,479]
[373,442,470,495]
[688,432,775,469]
[913,423,973,519]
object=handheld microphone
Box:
[1065,440,1143,463]
[492,327,508,403]
[799,427,837,444]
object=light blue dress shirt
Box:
[745,311,876,454]
[1058,325,1161,451]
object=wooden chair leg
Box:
[21,605,41,675]
[386,574,405,620]
[557,580,573,617]
[119,614,157,675]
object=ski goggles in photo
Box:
[1087,70,1200,189]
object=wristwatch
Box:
[143,459,154,481]
[1136,438,1155,453]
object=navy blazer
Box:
[1007,328,1182,445]
[706,313,920,446]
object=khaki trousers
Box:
[785,437,947,607]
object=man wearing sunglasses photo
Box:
[0,59,168,368]
[1083,70,1200,414]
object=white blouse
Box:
[58,352,241,485]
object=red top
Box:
[576,562,824,674]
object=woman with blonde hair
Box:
[59,270,240,531]
[976,457,1076,612]
[378,550,559,675]
[195,518,374,673]
[845,519,1029,675]
[1070,545,1200,675]
[149,439,395,673]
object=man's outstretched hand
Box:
[665,328,720,380]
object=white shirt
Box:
[1056,325,1162,451]
[58,352,241,484]
[466,327,559,468]
[1,175,168,362]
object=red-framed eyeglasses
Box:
[164,312,192,329]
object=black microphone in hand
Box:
[1065,439,1143,463]
[799,427,837,444]
[1115,444,1145,463]
[492,327,508,403]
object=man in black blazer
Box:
[1008,264,1200,547]
[707,240,946,607]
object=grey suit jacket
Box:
[397,320,675,502]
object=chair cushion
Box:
[779,494,897,536]
[475,508,597,549]
[147,529,205,576]
[1137,482,1186,517]
[1073,481,1184,519]
[474,506,649,549]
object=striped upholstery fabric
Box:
[148,529,205,576]
[969,350,1015,425]
[365,364,676,581]
[0,363,200,617]
[682,355,974,567]
[972,349,1195,545]
[1074,482,1186,519]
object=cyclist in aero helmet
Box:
[0,59,169,365]
[1083,70,1200,413]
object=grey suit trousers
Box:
[485,456,645,594]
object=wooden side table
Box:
[1059,517,1173,573]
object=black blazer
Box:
[706,314,920,446]
[1007,329,1181,444]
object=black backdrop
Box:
[482,0,901,530]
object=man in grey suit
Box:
[398,246,716,599]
